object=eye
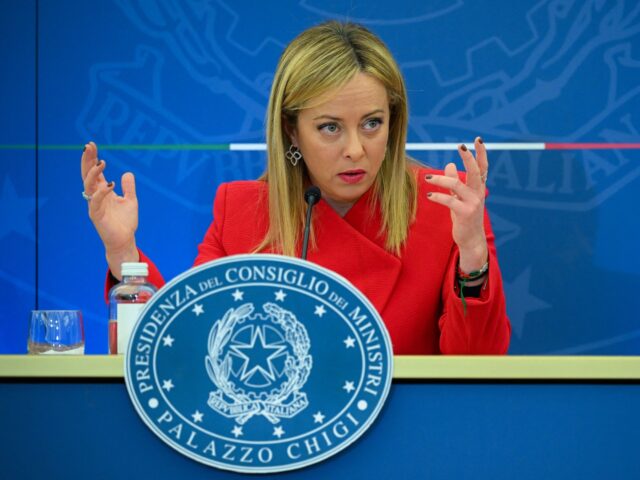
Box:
[363,117,383,131]
[318,122,339,134]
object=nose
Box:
[343,131,365,161]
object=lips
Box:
[338,169,366,184]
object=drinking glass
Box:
[27,310,85,354]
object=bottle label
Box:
[116,304,146,354]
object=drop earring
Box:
[286,145,302,166]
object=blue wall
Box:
[1,0,639,354]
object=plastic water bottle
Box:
[108,262,157,354]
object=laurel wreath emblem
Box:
[205,302,312,424]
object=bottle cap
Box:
[121,262,149,277]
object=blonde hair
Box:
[258,21,417,256]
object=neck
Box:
[324,197,354,217]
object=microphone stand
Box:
[301,186,321,260]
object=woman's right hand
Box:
[81,142,139,278]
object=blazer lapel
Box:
[309,192,402,314]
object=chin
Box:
[324,180,373,204]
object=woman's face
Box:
[289,73,390,214]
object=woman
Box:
[81,21,510,354]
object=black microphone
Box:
[301,186,321,260]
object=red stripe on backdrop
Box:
[545,143,640,150]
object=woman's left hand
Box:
[425,136,488,274]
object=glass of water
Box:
[28,310,85,354]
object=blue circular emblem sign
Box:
[124,254,393,473]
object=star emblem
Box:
[274,289,287,301]
[343,380,355,393]
[191,410,203,423]
[273,426,285,438]
[503,267,551,338]
[314,305,326,317]
[313,411,325,424]
[0,177,42,241]
[162,335,175,347]
[162,379,175,392]
[231,289,244,301]
[231,425,243,438]
[192,304,204,316]
[489,210,522,247]
[229,326,287,387]
[343,336,355,348]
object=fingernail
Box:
[425,174,432,180]
[427,192,432,197]
[478,137,484,144]
[460,144,468,152]
[97,160,102,167]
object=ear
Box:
[282,116,299,147]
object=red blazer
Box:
[122,167,510,355]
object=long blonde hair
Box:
[258,21,417,256]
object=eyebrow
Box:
[312,109,386,121]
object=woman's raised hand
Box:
[81,142,139,278]
[424,137,489,274]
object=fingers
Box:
[83,158,107,192]
[474,136,489,177]
[80,142,98,180]
[444,161,458,180]
[88,180,115,218]
[426,190,463,209]
[426,171,484,219]
[426,164,465,209]
[81,142,108,197]
[425,152,486,213]
[120,172,137,201]
[458,142,483,190]
[424,138,488,255]
[426,163,472,200]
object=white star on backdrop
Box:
[162,379,175,392]
[192,304,204,316]
[314,305,326,317]
[191,410,203,423]
[343,336,355,348]
[343,381,355,393]
[232,289,244,301]
[162,335,175,347]
[231,425,243,438]
[0,177,43,241]
[273,426,285,438]
[274,289,287,301]
[313,411,325,424]
[503,267,551,338]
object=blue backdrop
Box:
[1,0,639,354]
